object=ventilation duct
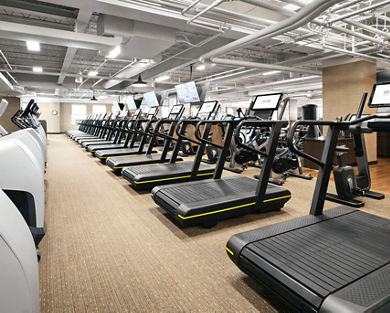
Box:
[97,15,176,59]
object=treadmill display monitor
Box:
[125,96,137,110]
[369,83,390,107]
[252,93,283,110]
[143,91,160,108]
[175,81,200,104]
[199,101,217,113]
[171,105,182,114]
[148,107,157,115]
[133,109,141,118]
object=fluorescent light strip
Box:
[26,41,40,51]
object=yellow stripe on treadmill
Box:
[178,202,256,220]
[226,247,234,256]
[178,194,291,220]
[134,172,214,184]
[263,194,291,202]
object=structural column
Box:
[322,60,377,162]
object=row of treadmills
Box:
[0,98,46,313]
[68,83,390,313]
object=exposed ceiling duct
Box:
[97,14,177,89]
[0,21,121,52]
[199,0,343,61]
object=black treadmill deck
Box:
[106,154,182,170]
[95,147,153,159]
[152,176,290,226]
[122,162,214,190]
[227,206,390,312]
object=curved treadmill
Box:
[226,86,390,313]
[152,118,291,228]
[88,109,152,153]
[94,108,158,158]
[106,105,185,172]
[122,101,219,190]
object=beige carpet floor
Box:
[39,134,390,313]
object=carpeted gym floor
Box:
[39,134,390,313]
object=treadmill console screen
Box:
[175,81,200,104]
[369,83,390,108]
[133,109,141,117]
[171,105,182,114]
[148,107,157,115]
[143,91,160,108]
[125,96,137,110]
[252,93,283,110]
[199,101,217,113]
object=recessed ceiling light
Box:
[263,70,281,76]
[155,74,170,83]
[196,64,206,71]
[283,4,300,11]
[26,41,40,51]
[106,45,121,59]
[88,70,98,77]
[32,66,43,73]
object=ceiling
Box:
[0,0,389,103]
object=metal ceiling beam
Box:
[57,2,94,85]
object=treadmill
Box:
[226,83,390,313]
[152,93,291,228]
[106,104,185,173]
[87,109,145,153]
[75,113,115,143]
[81,111,129,148]
[122,100,219,190]
[94,93,161,158]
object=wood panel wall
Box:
[322,60,377,162]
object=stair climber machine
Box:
[106,104,185,173]
[325,92,384,207]
[0,188,40,313]
[226,82,390,313]
[122,101,219,190]
[152,93,291,228]
[0,99,46,256]
[12,99,47,167]
[94,108,160,161]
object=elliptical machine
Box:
[326,92,384,207]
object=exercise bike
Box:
[325,93,385,207]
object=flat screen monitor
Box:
[369,83,390,108]
[252,93,283,110]
[125,96,137,110]
[133,109,141,117]
[199,101,217,114]
[175,81,200,104]
[143,91,160,108]
[148,107,157,115]
[170,105,182,114]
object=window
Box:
[71,104,87,125]
[92,104,106,115]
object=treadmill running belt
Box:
[152,176,290,226]
[232,207,390,310]
[96,147,146,158]
[106,154,173,169]
[87,143,125,152]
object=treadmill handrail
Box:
[176,119,202,146]
[194,119,239,149]
[234,119,288,157]
[287,114,390,166]
[149,118,180,142]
